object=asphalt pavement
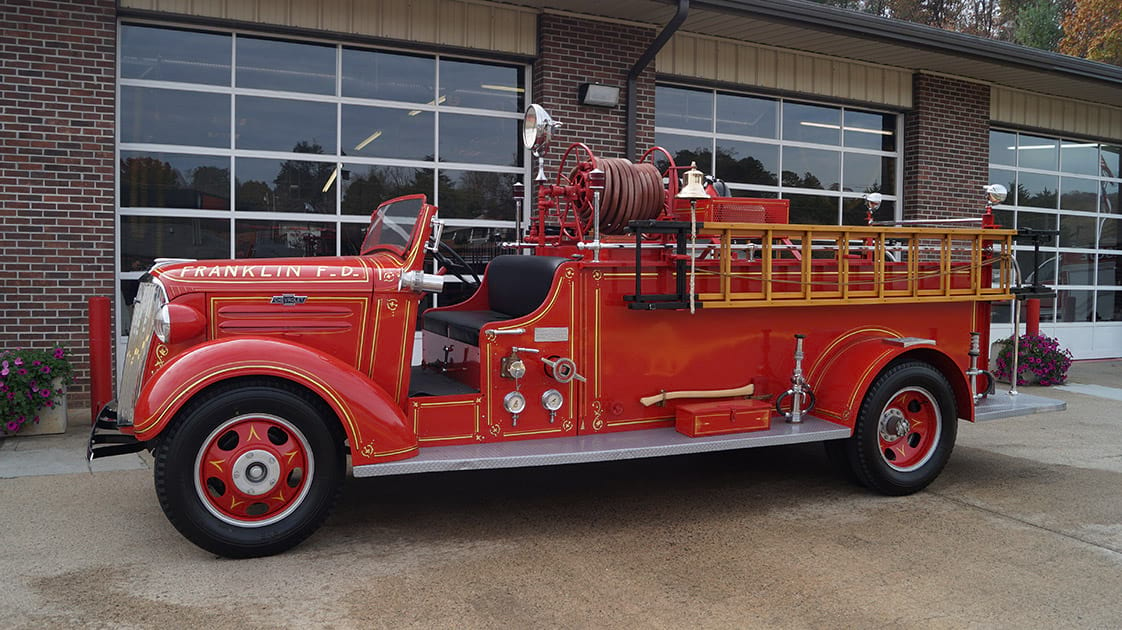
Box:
[1,361,1120,628]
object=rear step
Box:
[353,415,850,477]
[973,391,1066,422]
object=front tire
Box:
[842,361,957,496]
[154,381,344,558]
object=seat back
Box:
[487,255,567,317]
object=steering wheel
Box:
[432,241,481,289]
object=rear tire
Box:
[840,361,957,496]
[154,381,344,558]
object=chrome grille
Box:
[117,281,162,425]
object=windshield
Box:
[360,195,426,256]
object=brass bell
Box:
[676,162,711,200]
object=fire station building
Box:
[3,0,1122,402]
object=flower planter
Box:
[6,378,68,436]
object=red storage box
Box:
[674,399,772,437]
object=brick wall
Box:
[903,74,990,220]
[533,13,657,170]
[0,0,117,404]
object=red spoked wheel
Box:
[195,414,313,527]
[155,381,344,558]
[837,361,957,496]
[875,386,941,472]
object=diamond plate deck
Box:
[973,391,1066,422]
[353,416,850,478]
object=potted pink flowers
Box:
[993,334,1073,386]
[0,347,74,436]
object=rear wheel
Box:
[841,361,957,495]
[154,381,344,558]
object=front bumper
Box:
[87,401,146,461]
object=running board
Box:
[353,416,850,478]
[973,391,1066,422]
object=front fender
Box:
[807,333,972,427]
[132,337,417,465]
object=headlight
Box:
[154,304,171,343]
[153,303,206,344]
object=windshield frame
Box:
[360,194,429,259]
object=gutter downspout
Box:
[626,0,689,160]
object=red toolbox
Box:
[674,399,772,437]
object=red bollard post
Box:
[1026,298,1041,337]
[88,296,112,425]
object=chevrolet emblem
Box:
[270,294,308,306]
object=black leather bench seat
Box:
[422,255,567,346]
[422,310,509,344]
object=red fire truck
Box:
[89,104,1064,558]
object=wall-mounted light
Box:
[579,83,620,108]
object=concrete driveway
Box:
[1,366,1120,629]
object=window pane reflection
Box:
[782,147,839,190]
[782,102,840,145]
[1016,172,1058,209]
[1017,249,1057,285]
[1101,218,1120,250]
[121,216,230,271]
[989,167,1016,194]
[989,130,1017,167]
[785,194,837,225]
[439,114,520,166]
[236,157,336,214]
[1096,290,1121,321]
[1103,145,1121,179]
[1061,142,1100,175]
[1058,251,1094,284]
[716,93,776,138]
[656,86,712,131]
[236,96,336,153]
[236,219,334,258]
[442,225,517,272]
[236,36,335,95]
[439,59,523,111]
[1060,176,1098,211]
[341,222,368,257]
[121,87,229,147]
[653,133,712,173]
[715,140,777,185]
[1103,182,1120,214]
[844,198,894,226]
[1059,214,1097,249]
[844,110,895,151]
[342,48,434,102]
[844,153,894,194]
[342,105,434,160]
[1018,134,1058,171]
[1017,210,1057,234]
[120,151,229,209]
[1057,289,1094,322]
[437,169,516,220]
[121,25,230,85]
[341,165,432,216]
[1098,255,1121,286]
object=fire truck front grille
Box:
[117,281,162,426]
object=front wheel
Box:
[841,361,957,496]
[154,381,344,558]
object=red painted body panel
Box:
[131,337,417,465]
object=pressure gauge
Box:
[541,389,564,412]
[503,391,527,414]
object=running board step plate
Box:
[353,416,850,478]
[973,392,1066,422]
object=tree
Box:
[1013,0,1065,51]
[1060,0,1122,65]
